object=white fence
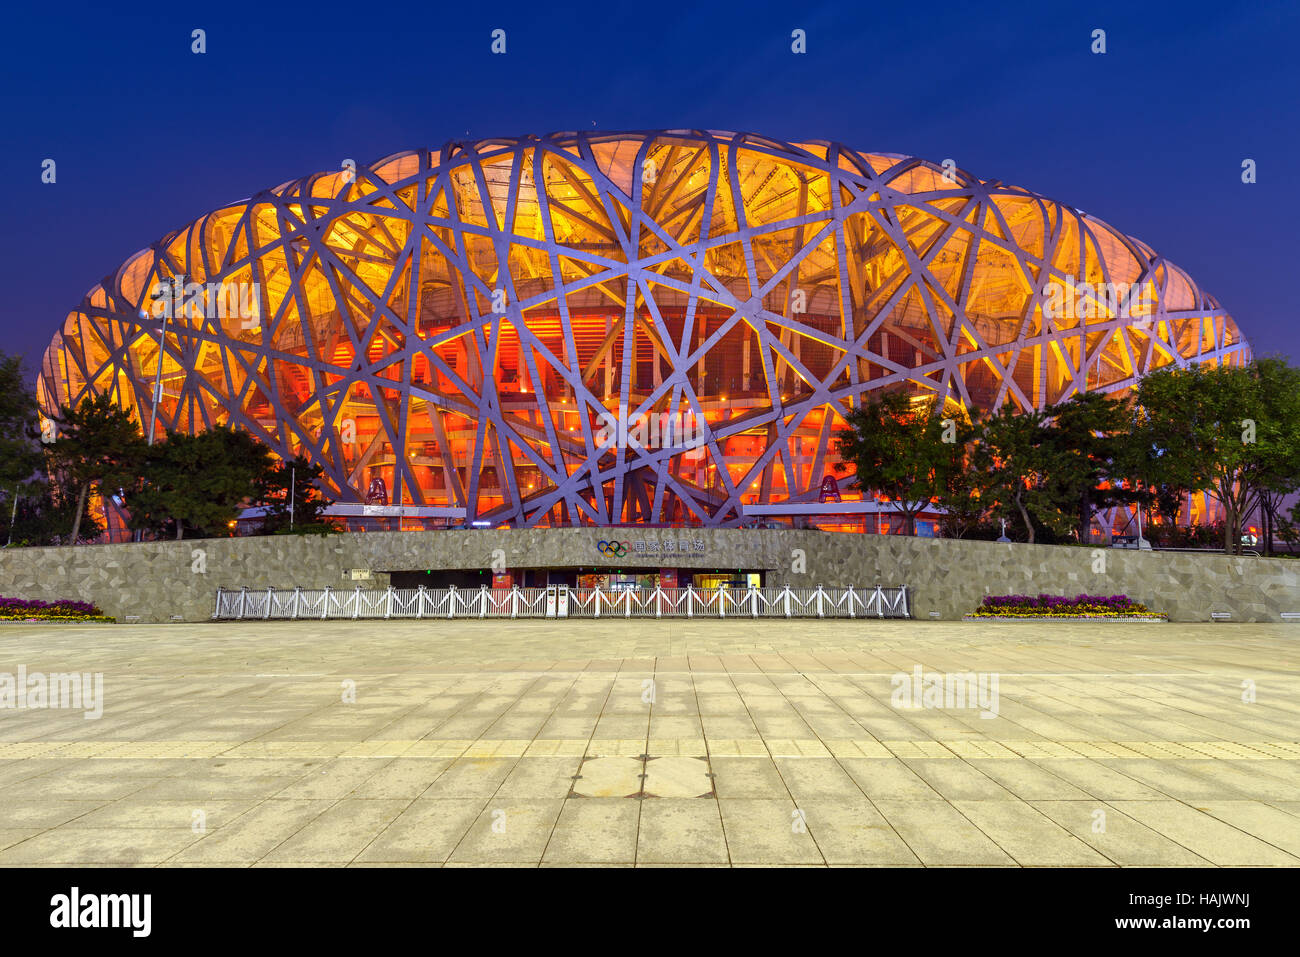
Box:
[212,584,909,621]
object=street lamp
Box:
[1125,479,1152,550]
[1135,500,1151,550]
[146,275,184,447]
[133,276,182,543]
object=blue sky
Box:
[4,0,1296,372]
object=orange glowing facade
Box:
[39,131,1250,527]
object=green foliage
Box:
[1142,520,1226,549]
[835,392,977,536]
[0,354,46,497]
[1130,359,1300,554]
[46,394,146,543]
[257,453,333,533]
[839,359,1300,553]
[1040,391,1132,540]
[933,409,985,539]
[1242,358,1300,555]
[124,426,276,540]
[969,404,1072,544]
[3,488,102,547]
[0,352,54,546]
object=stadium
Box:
[38,130,1250,535]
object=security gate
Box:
[213,584,909,621]
[543,584,570,618]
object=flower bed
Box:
[0,597,114,623]
[967,593,1165,620]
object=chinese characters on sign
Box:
[634,540,706,556]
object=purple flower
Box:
[0,595,103,616]
[980,593,1141,613]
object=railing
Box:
[212,584,909,621]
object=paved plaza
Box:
[1,618,1298,867]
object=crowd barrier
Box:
[212,584,910,620]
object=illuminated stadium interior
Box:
[39,130,1250,529]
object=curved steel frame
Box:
[39,130,1250,527]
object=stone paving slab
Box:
[0,619,1298,866]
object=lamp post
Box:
[1135,500,1151,550]
[134,276,181,543]
[6,486,18,547]
[147,276,182,447]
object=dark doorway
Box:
[389,569,492,589]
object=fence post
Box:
[212,588,223,619]
[480,584,488,619]
[321,586,331,619]
[655,586,663,619]
[900,587,910,619]
[384,586,393,619]
[815,585,824,619]
[238,587,248,620]
[594,588,602,619]
[845,585,855,619]
[511,585,519,619]
[750,584,759,618]
[782,584,792,618]
[292,586,302,619]
[447,584,457,619]
[352,585,362,619]
[876,586,885,619]
[263,587,273,620]
[416,584,425,619]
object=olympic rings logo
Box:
[597,540,629,557]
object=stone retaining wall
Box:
[0,528,1296,624]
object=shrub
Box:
[0,596,113,622]
[970,593,1163,618]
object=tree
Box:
[933,408,986,538]
[1039,391,1132,542]
[258,453,333,533]
[47,394,147,544]
[835,392,971,536]
[1124,367,1210,533]
[0,353,49,543]
[1129,360,1300,555]
[1243,358,1300,555]
[5,489,101,547]
[125,426,276,539]
[972,404,1078,544]
[0,353,46,490]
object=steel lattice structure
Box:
[39,130,1250,527]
